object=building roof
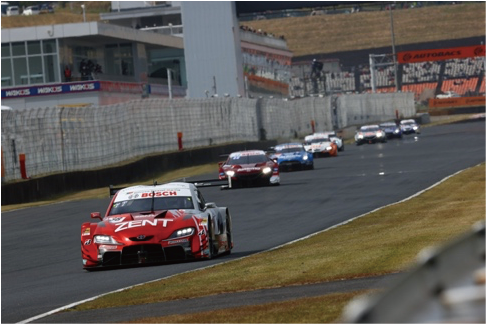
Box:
[1,21,183,49]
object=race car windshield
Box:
[402,121,415,125]
[277,147,303,153]
[307,137,329,144]
[109,197,194,215]
[228,155,267,164]
[361,127,380,132]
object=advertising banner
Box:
[398,45,485,64]
[1,81,100,99]
[429,96,485,108]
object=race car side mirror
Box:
[91,212,102,221]
[205,202,216,209]
[218,161,224,167]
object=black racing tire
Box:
[207,219,215,259]
[225,214,232,255]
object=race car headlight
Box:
[376,132,383,137]
[357,134,363,139]
[303,155,308,160]
[169,227,195,238]
[326,146,332,151]
[394,129,399,133]
[94,235,120,245]
[413,126,418,130]
[262,167,272,174]
[225,170,235,177]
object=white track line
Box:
[18,163,482,323]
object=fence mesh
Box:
[1,94,413,182]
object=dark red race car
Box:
[81,181,232,270]
[218,150,280,188]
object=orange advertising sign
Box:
[429,96,485,109]
[398,45,485,64]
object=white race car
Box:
[400,119,421,135]
[314,132,344,151]
[304,134,338,157]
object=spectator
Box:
[64,65,72,82]
[79,59,88,80]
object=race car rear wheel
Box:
[207,220,215,259]
[225,214,232,255]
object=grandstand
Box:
[287,55,485,102]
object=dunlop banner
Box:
[429,96,485,109]
[398,45,485,64]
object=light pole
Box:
[389,6,399,92]
[81,4,86,22]
[167,68,174,99]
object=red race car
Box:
[81,182,232,270]
[218,150,280,188]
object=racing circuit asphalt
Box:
[2,119,485,323]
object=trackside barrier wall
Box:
[1,93,414,184]
[337,92,415,126]
[1,140,277,205]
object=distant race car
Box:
[304,134,338,157]
[81,181,233,270]
[400,119,421,134]
[218,150,280,187]
[269,143,314,171]
[315,132,344,151]
[355,125,387,145]
[379,122,402,139]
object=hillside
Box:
[244,2,485,57]
[1,2,484,58]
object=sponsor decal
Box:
[99,245,118,250]
[114,219,173,232]
[37,86,62,94]
[167,238,189,245]
[239,167,261,172]
[82,228,90,236]
[141,191,177,197]
[3,88,31,97]
[108,217,125,223]
[84,239,91,245]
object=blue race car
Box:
[270,143,314,171]
[379,122,402,139]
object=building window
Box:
[13,57,28,85]
[105,43,133,76]
[1,58,12,86]
[73,46,97,80]
[44,55,59,83]
[11,42,26,56]
[27,41,41,55]
[2,40,60,87]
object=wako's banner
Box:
[398,45,485,64]
[1,81,100,99]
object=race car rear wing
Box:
[109,178,232,197]
[185,177,232,190]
